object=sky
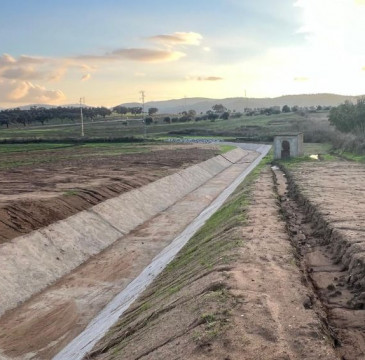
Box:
[0,0,364,107]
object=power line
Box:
[80,97,85,137]
[140,90,146,138]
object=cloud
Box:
[203,47,211,52]
[0,79,65,103]
[1,67,45,80]
[294,77,309,81]
[362,66,365,71]
[186,75,223,81]
[0,54,16,66]
[76,48,185,63]
[81,73,91,81]
[148,32,203,46]
[111,48,185,62]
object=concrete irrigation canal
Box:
[0,143,270,360]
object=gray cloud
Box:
[1,67,46,80]
[77,48,185,63]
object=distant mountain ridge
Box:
[2,103,94,111]
[119,93,364,114]
[2,93,363,113]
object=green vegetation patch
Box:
[219,144,237,154]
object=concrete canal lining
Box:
[0,148,248,318]
[53,144,271,360]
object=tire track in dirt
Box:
[273,163,365,360]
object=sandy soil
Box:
[85,166,338,360]
[0,144,217,243]
[224,168,336,360]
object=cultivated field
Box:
[0,111,330,142]
[0,142,219,243]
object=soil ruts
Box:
[274,162,365,360]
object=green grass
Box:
[0,143,76,153]
[0,142,154,169]
[0,112,325,142]
[333,151,365,163]
[303,142,332,156]
[219,144,237,154]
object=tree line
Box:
[329,98,365,135]
[0,106,112,128]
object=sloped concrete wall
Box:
[0,148,248,316]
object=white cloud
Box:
[0,79,65,103]
[148,32,203,46]
[186,75,223,81]
[81,73,91,81]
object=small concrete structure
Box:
[274,133,304,159]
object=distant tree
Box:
[188,109,196,118]
[329,98,365,135]
[0,112,10,128]
[145,117,153,125]
[113,106,128,115]
[148,107,158,116]
[220,111,230,120]
[208,113,219,121]
[212,104,227,113]
[130,107,143,115]
[282,105,291,113]
[292,105,299,112]
[317,105,323,111]
[179,115,191,122]
[231,112,243,118]
[163,116,171,123]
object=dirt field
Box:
[0,143,218,243]
[280,160,365,359]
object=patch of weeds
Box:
[167,285,182,295]
[219,145,237,154]
[139,302,152,312]
[332,150,365,163]
[201,313,216,324]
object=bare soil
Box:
[85,166,338,360]
[0,149,253,360]
[278,160,365,359]
[0,144,218,243]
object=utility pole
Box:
[140,90,146,138]
[80,97,85,137]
